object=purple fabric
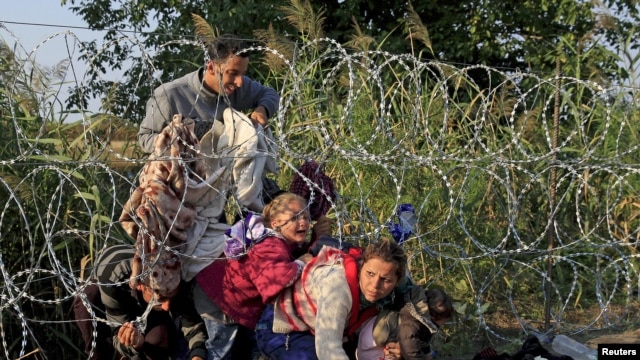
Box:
[387,203,416,245]
[224,212,268,259]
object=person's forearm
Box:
[246,77,279,118]
[139,94,171,153]
[258,91,279,119]
[137,131,156,153]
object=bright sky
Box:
[1,1,97,65]
[1,2,119,117]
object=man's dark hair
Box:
[207,34,250,62]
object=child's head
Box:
[425,288,453,327]
[262,192,310,244]
[403,286,453,333]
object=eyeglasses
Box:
[290,212,311,222]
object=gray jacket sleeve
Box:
[138,90,173,153]
[239,76,280,119]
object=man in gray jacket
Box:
[135,34,281,359]
[138,34,280,152]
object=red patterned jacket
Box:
[195,236,303,329]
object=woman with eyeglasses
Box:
[194,192,330,359]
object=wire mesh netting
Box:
[1,23,640,359]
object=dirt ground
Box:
[431,302,640,359]
[585,328,640,347]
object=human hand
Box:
[251,106,269,127]
[384,342,402,359]
[311,215,333,242]
[117,322,144,349]
[297,253,313,264]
